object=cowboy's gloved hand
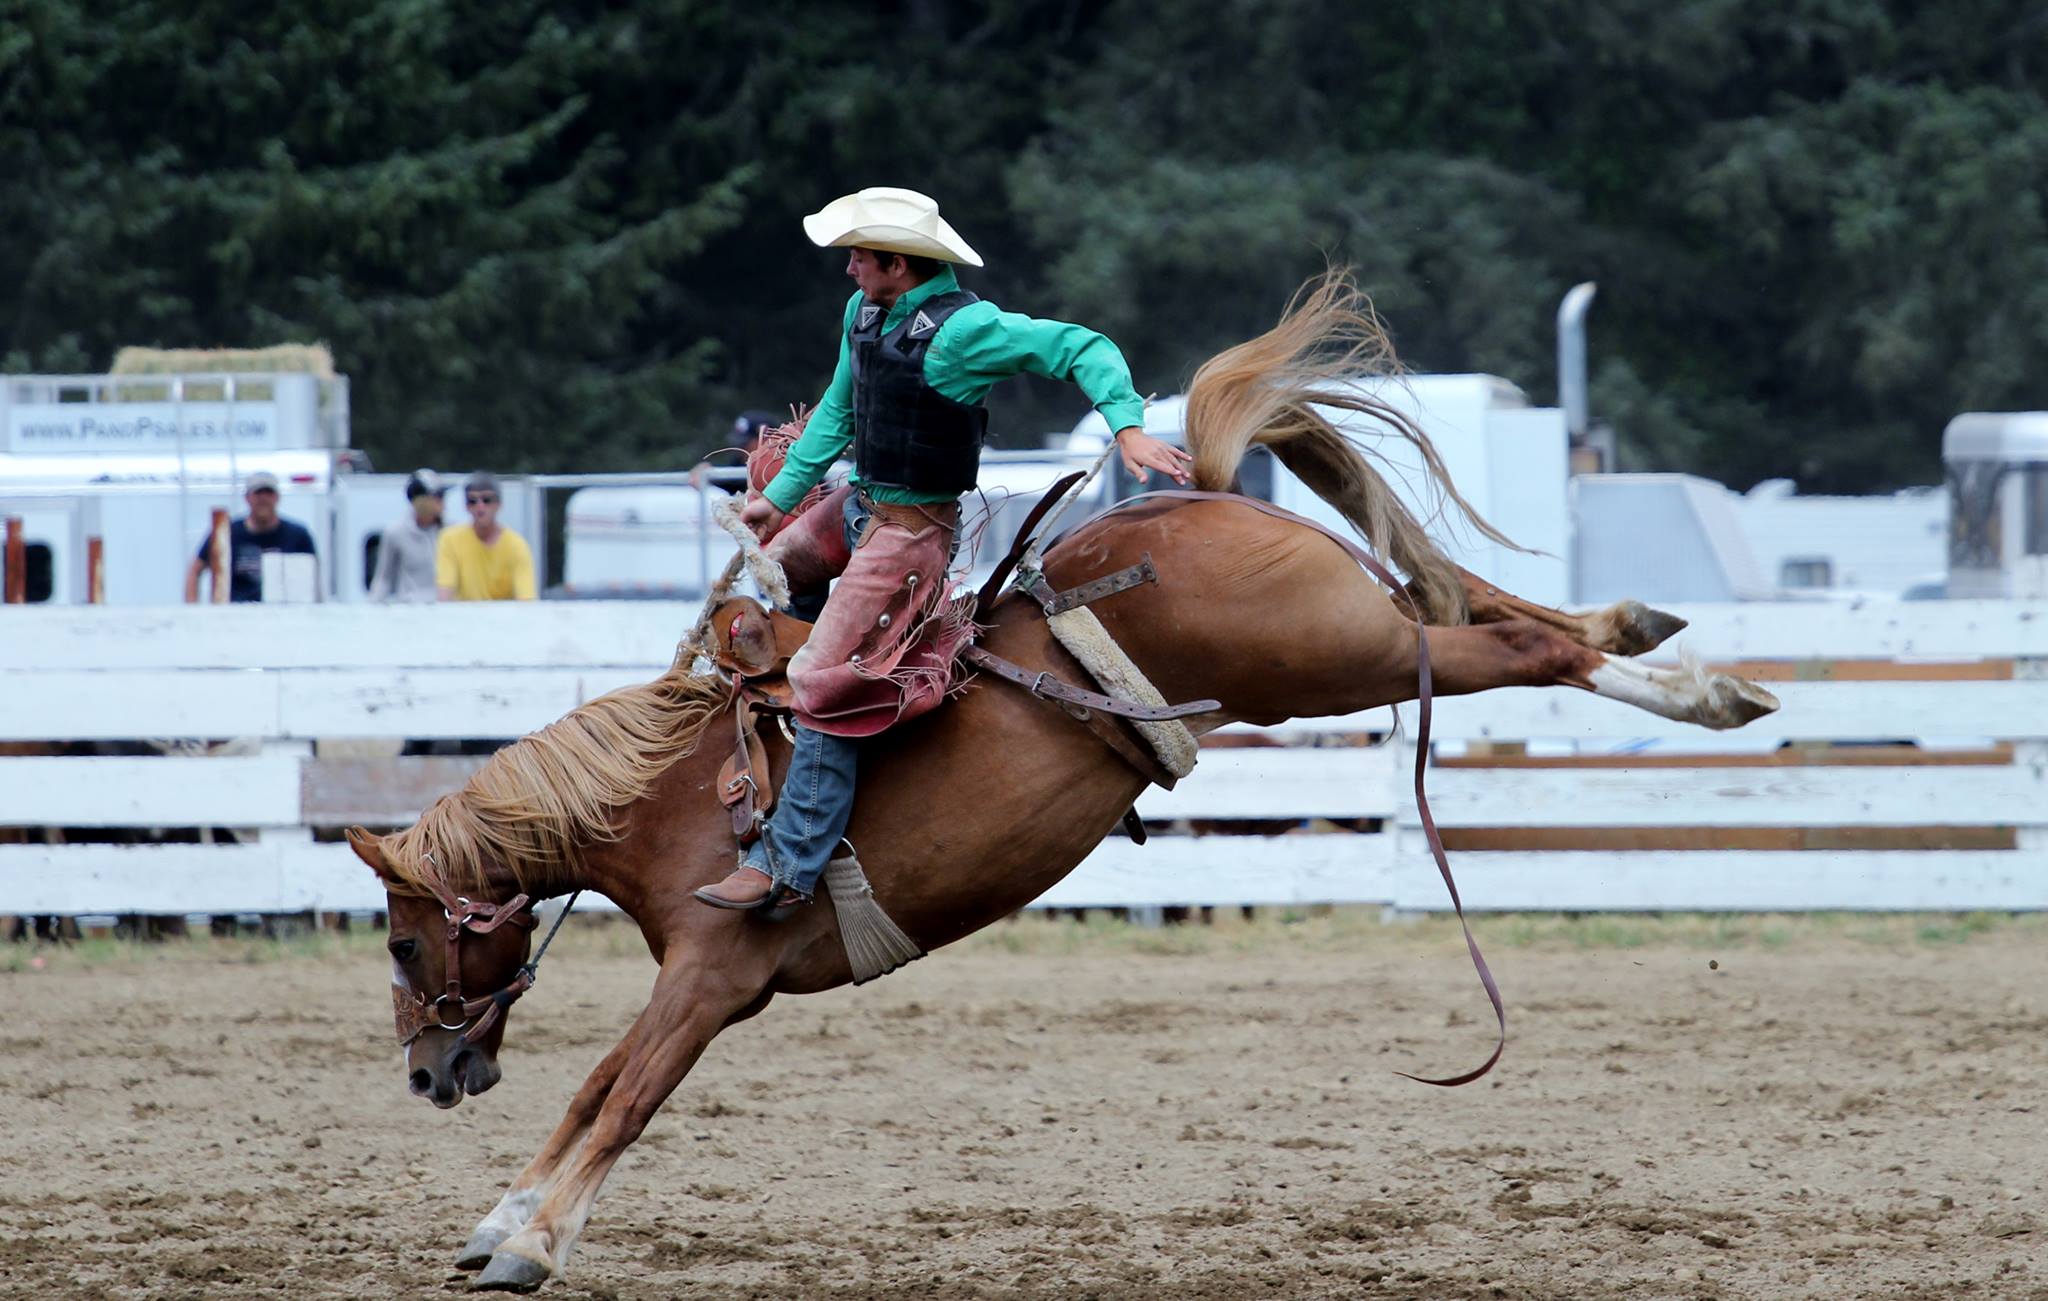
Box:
[1114,426,1195,486]
[739,492,786,543]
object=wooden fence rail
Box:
[3,600,2044,916]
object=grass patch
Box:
[0,926,389,974]
[4,908,2041,973]
[953,908,2048,957]
[1911,912,2006,946]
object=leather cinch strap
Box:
[1098,489,1505,1088]
[961,644,1215,723]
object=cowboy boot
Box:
[693,864,808,915]
[692,865,776,910]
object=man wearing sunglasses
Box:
[436,472,535,601]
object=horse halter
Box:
[392,873,538,1049]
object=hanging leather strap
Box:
[1096,489,1504,1087]
[720,696,772,842]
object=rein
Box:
[392,867,583,1050]
[1085,489,1506,1087]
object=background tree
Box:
[5,0,2044,491]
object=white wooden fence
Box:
[2,600,2044,916]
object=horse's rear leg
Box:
[474,960,767,1292]
[1400,567,1686,656]
[1427,619,1777,730]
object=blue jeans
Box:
[740,722,858,899]
[742,492,871,898]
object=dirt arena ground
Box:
[1,910,2044,1300]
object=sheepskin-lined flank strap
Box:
[1041,605,1202,780]
[823,849,924,984]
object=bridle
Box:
[392,865,578,1049]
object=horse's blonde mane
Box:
[379,659,733,900]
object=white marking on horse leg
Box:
[476,1186,542,1242]
[1587,652,1779,730]
[457,1183,545,1269]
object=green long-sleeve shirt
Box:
[762,267,1146,512]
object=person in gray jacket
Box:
[370,470,445,602]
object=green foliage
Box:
[5,0,2045,490]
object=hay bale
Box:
[109,343,336,379]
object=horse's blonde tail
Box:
[1182,270,1520,625]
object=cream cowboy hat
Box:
[802,187,983,268]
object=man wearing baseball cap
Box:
[182,469,318,603]
[696,186,1192,915]
[369,469,445,602]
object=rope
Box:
[1034,439,1119,543]
[518,890,581,983]
[680,498,793,664]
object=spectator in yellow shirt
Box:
[436,472,536,600]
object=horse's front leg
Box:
[455,1027,641,1269]
[474,959,767,1292]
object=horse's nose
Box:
[409,1067,434,1096]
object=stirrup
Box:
[758,888,811,922]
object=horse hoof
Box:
[472,1251,551,1293]
[1609,600,1687,656]
[1706,675,1780,730]
[455,1228,508,1271]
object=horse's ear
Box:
[346,826,402,884]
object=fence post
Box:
[208,508,230,603]
[3,517,23,604]
[2017,657,2048,865]
[86,536,105,604]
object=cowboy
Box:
[695,186,1192,916]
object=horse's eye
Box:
[389,939,419,963]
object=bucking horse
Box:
[348,274,1779,1291]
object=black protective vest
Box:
[848,289,988,495]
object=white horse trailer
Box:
[558,482,740,599]
[0,369,354,605]
[1943,412,2048,599]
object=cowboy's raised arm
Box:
[931,307,1144,434]
[929,307,1190,483]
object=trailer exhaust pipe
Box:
[1557,282,1597,443]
